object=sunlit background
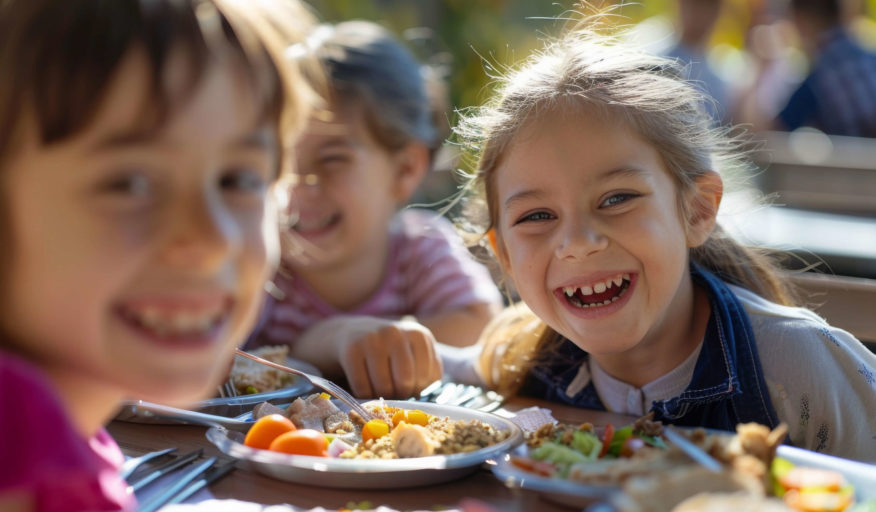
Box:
[304,1,876,290]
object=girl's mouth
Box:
[560,273,631,309]
[293,213,341,235]
[116,298,231,347]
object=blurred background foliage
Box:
[306,0,876,112]
[304,0,876,204]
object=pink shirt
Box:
[250,209,502,347]
[0,349,135,512]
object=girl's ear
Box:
[685,171,723,248]
[391,142,430,203]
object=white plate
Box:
[206,400,524,489]
[491,442,876,509]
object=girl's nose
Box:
[162,193,240,270]
[291,172,321,192]
[554,217,608,260]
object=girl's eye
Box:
[601,193,639,208]
[320,154,349,164]
[98,172,151,197]
[514,211,554,225]
[220,168,269,195]
[317,151,353,168]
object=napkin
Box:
[506,406,557,434]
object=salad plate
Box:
[491,436,876,509]
[206,399,524,489]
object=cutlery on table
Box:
[234,348,374,420]
[163,460,237,506]
[128,400,252,432]
[120,447,177,480]
[128,449,203,491]
[216,377,238,398]
[136,457,218,512]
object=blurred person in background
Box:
[737,0,876,136]
[663,0,734,124]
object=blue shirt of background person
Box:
[777,0,876,137]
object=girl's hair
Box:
[0,0,316,303]
[304,20,445,156]
[453,10,799,395]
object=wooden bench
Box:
[788,272,876,351]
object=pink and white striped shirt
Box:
[249,209,502,348]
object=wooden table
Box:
[108,398,634,511]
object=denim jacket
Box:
[519,264,781,432]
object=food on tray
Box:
[513,413,667,481]
[230,345,295,395]
[247,393,511,459]
[772,458,857,512]
[509,415,791,511]
[243,414,297,450]
[510,415,873,512]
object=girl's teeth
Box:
[127,307,222,335]
[562,273,631,308]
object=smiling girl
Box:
[245,21,502,399]
[0,1,313,510]
[456,11,876,462]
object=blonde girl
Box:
[0,1,313,510]
[456,11,876,461]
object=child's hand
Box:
[336,317,443,399]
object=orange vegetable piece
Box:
[244,414,296,450]
[391,409,430,427]
[779,467,846,492]
[362,419,390,443]
[405,409,430,426]
[268,429,329,457]
[392,410,407,427]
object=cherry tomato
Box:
[510,456,556,477]
[268,429,329,457]
[244,414,296,450]
[599,424,615,458]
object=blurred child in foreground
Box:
[455,6,876,461]
[245,20,502,399]
[0,1,314,510]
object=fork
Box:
[120,447,177,480]
[234,348,374,420]
[216,377,238,398]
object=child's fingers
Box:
[410,332,443,393]
[387,333,417,398]
[339,341,374,398]
[363,342,395,398]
